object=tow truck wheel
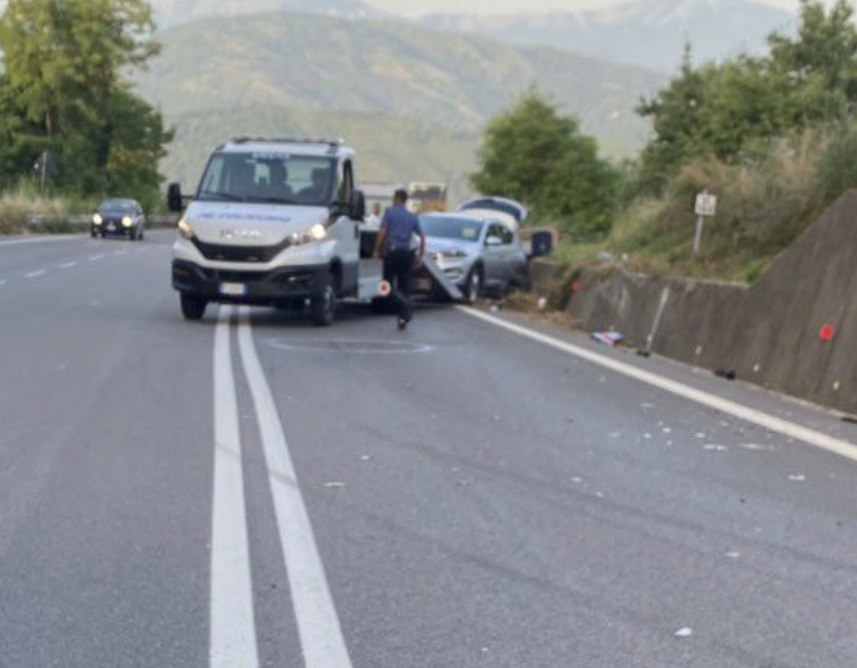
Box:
[310,285,336,327]
[180,293,208,321]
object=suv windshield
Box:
[421,215,484,242]
[197,152,335,206]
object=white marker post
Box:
[693,190,717,257]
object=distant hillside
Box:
[133,11,664,159]
[422,0,795,73]
[161,106,481,202]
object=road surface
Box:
[1,231,856,667]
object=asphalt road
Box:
[2,231,857,668]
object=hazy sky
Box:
[362,0,815,16]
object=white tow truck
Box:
[168,137,461,325]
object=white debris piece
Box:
[788,474,806,482]
[674,627,693,638]
[704,444,729,452]
[695,432,706,440]
[360,455,372,462]
[324,482,346,489]
[725,552,741,559]
[571,477,584,484]
[662,427,672,434]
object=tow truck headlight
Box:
[177,218,195,240]
[92,213,103,226]
[290,223,327,246]
[122,216,133,228]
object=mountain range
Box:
[134,10,665,192]
[423,0,794,72]
[148,0,796,72]
[136,0,798,196]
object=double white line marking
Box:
[212,306,353,668]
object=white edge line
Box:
[210,305,260,668]
[457,306,857,465]
[237,306,354,668]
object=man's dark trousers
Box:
[383,248,416,322]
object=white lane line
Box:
[237,307,354,668]
[0,280,7,287]
[114,250,128,257]
[25,270,47,279]
[211,305,260,668]
[88,254,105,262]
[60,261,78,269]
[459,307,857,465]
[0,235,78,247]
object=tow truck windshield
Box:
[197,152,335,207]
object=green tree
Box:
[636,1,857,193]
[0,0,171,200]
[471,91,617,238]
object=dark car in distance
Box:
[91,199,146,240]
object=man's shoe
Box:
[397,318,408,331]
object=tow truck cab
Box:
[168,138,367,326]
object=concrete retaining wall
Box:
[566,190,857,414]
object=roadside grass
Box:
[0,183,99,235]
[551,124,851,284]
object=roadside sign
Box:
[695,192,717,217]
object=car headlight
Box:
[92,213,103,225]
[439,249,468,259]
[177,218,195,240]
[290,223,327,246]
[122,216,133,228]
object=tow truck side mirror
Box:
[349,190,366,221]
[167,183,184,213]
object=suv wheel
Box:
[464,266,483,304]
[180,293,208,321]
[310,284,336,327]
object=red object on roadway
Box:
[820,325,836,342]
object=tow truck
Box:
[168,137,461,325]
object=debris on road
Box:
[704,444,729,452]
[592,331,624,346]
[788,474,807,482]
[674,627,693,638]
[725,552,741,559]
[323,482,346,489]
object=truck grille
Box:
[191,238,290,263]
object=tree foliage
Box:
[0,0,171,206]
[471,91,616,238]
[637,0,857,192]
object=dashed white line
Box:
[88,254,105,262]
[237,306,353,668]
[0,280,7,287]
[25,270,47,279]
[459,307,857,465]
[114,251,128,257]
[60,261,78,269]
[210,305,260,668]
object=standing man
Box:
[374,188,426,330]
